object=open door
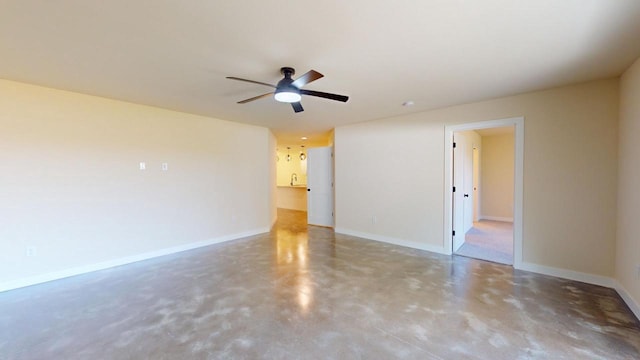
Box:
[453,131,477,252]
[307,146,334,227]
[472,147,480,222]
[452,136,465,251]
[463,142,474,233]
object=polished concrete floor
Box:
[456,220,514,265]
[1,209,639,359]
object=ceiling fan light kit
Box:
[274,67,301,103]
[274,88,301,103]
[227,67,348,113]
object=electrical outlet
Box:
[26,246,37,257]
[372,215,377,224]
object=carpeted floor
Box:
[455,220,514,265]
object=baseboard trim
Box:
[321,228,640,321]
[0,228,269,293]
[518,262,613,288]
[4,227,638,322]
[478,216,513,222]
[613,280,640,321]
[518,263,640,321]
[334,228,449,255]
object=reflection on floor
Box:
[456,220,514,265]
[1,209,638,359]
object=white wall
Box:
[335,78,618,277]
[616,57,640,314]
[0,79,274,289]
[481,133,514,221]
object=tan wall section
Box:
[0,79,273,285]
[277,147,308,186]
[481,133,514,220]
[268,131,278,227]
[335,78,618,277]
[617,57,640,308]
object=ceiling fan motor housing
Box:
[280,67,295,78]
[276,68,297,89]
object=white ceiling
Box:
[2,1,640,145]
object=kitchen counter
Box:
[277,185,307,211]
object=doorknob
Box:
[464,194,469,197]
[307,188,310,192]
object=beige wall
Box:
[335,78,618,277]
[481,133,514,221]
[617,57,640,310]
[0,79,274,286]
[268,132,278,226]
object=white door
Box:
[454,132,478,251]
[472,147,480,222]
[463,141,474,233]
[452,137,465,251]
[307,146,334,227]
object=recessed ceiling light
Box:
[402,101,414,107]
[301,136,308,140]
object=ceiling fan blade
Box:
[300,89,349,102]
[238,92,274,104]
[291,102,304,113]
[291,70,324,88]
[226,77,277,88]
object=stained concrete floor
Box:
[1,209,639,359]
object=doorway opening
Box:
[444,117,524,268]
[453,127,515,265]
[275,142,335,228]
[276,145,309,212]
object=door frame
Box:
[443,117,524,269]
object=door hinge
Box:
[453,142,456,148]
[453,186,456,192]
[452,230,456,236]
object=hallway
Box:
[0,209,638,359]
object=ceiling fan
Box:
[226,67,349,113]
